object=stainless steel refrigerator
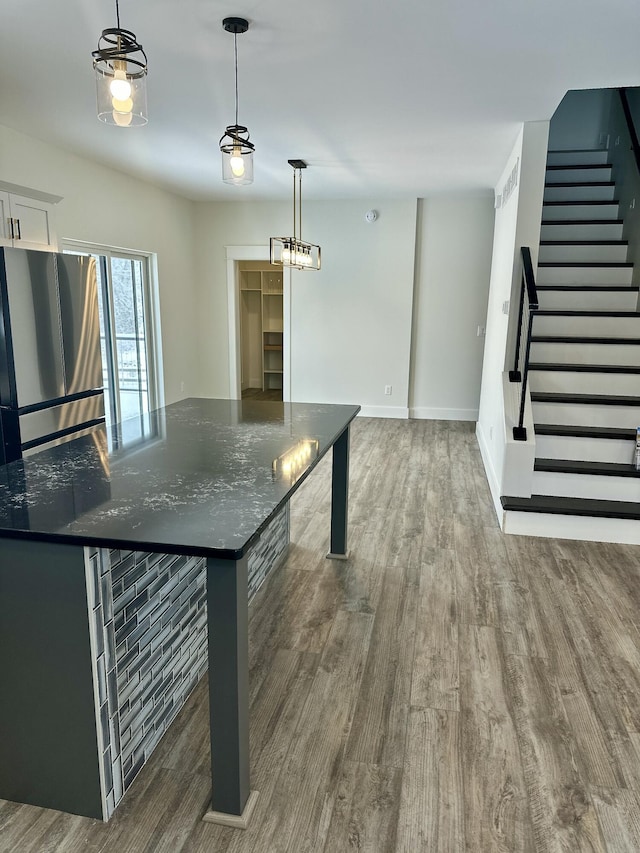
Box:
[0,247,105,464]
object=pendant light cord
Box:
[115,0,121,29]
[292,167,303,243]
[298,169,303,241]
[234,33,239,126]
[292,168,297,242]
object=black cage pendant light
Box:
[219,17,255,186]
[270,160,321,270]
[92,0,148,127]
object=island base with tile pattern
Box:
[0,398,359,823]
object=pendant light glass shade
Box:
[92,2,148,127]
[220,126,254,185]
[270,160,321,270]
[220,18,254,186]
[269,238,320,270]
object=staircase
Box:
[502,148,640,540]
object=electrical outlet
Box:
[384,385,392,396]
[477,325,486,337]
[180,380,185,393]
[502,300,510,315]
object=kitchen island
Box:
[0,397,359,826]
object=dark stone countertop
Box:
[0,398,360,559]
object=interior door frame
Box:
[226,245,291,401]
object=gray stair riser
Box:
[534,315,640,336]
[532,470,640,502]
[538,243,628,263]
[546,150,609,166]
[546,167,613,183]
[542,203,620,220]
[540,222,624,240]
[535,434,635,465]
[544,184,616,202]
[536,266,633,285]
[532,401,640,429]
[530,342,640,365]
[530,370,640,396]
[537,290,639,311]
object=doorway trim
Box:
[225,245,291,401]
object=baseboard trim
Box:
[409,407,478,421]
[475,422,504,525]
[358,406,409,419]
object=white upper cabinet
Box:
[0,184,60,252]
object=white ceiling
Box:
[2,0,640,201]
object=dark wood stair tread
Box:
[501,494,640,520]
[539,239,627,246]
[534,424,636,441]
[542,201,620,206]
[544,181,614,187]
[534,310,639,317]
[531,391,640,406]
[541,219,623,225]
[537,285,639,292]
[531,335,640,344]
[537,262,633,268]
[529,362,640,374]
[546,164,612,170]
[547,148,609,153]
[534,458,640,477]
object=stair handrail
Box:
[618,88,640,177]
[509,246,538,441]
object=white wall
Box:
[548,88,613,151]
[2,122,502,423]
[409,195,494,420]
[0,123,199,406]
[476,121,549,514]
[194,199,417,417]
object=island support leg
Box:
[327,425,351,560]
[202,554,258,829]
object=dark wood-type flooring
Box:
[2,418,640,852]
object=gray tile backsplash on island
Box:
[85,505,290,819]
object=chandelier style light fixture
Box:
[270,160,321,271]
[92,0,148,127]
[219,17,255,186]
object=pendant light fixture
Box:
[219,17,254,186]
[270,160,321,270]
[92,0,148,127]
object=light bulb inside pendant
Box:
[110,67,132,101]
[112,109,133,126]
[229,147,245,177]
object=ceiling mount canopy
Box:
[92,0,148,127]
[270,160,321,271]
[219,16,255,186]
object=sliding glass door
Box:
[64,243,159,430]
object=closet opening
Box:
[238,260,284,401]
